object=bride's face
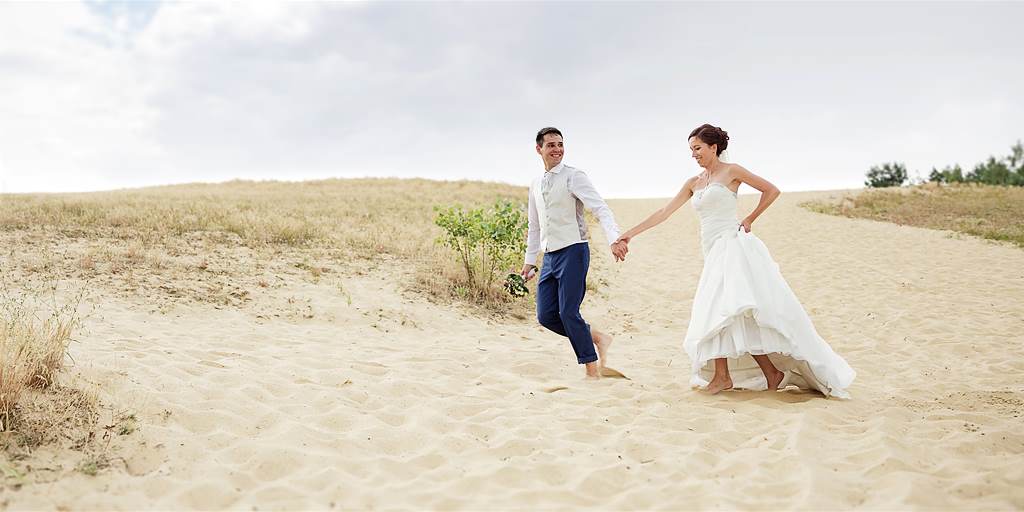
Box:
[689,137,717,169]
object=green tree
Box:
[928,164,964,184]
[865,162,907,188]
[966,156,1020,186]
[1009,140,1024,184]
[920,140,1024,187]
[1008,140,1023,171]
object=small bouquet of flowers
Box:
[503,272,529,298]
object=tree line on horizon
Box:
[865,140,1024,188]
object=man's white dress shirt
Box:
[524,162,620,266]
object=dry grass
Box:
[1,380,140,489]
[802,183,1024,248]
[0,178,535,313]
[2,386,98,453]
[0,281,82,432]
[1,385,127,488]
[0,178,524,254]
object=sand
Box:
[4,190,1023,510]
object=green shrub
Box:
[434,200,528,296]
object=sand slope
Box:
[4,191,1023,510]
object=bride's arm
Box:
[617,177,697,243]
[733,165,780,230]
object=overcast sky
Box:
[1,1,1022,197]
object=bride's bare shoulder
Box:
[683,174,701,191]
[726,163,750,174]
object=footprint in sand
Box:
[600,366,630,379]
[541,367,630,393]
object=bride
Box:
[616,124,855,398]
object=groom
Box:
[520,127,628,379]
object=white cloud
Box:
[1,1,1022,195]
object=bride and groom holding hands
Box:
[518,125,855,398]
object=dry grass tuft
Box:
[3,385,98,452]
[802,183,1024,248]
[0,279,83,431]
[1,384,115,488]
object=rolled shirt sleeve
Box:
[568,170,620,245]
[524,181,541,265]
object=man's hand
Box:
[520,264,538,282]
[610,241,628,262]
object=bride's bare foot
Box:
[765,369,785,390]
[705,377,733,395]
[593,331,614,368]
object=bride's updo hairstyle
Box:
[688,124,729,156]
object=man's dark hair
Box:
[536,127,563,146]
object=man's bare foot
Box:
[765,369,785,391]
[593,331,614,368]
[584,361,601,380]
[705,377,733,395]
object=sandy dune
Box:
[5,191,1023,510]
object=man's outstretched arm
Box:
[569,170,626,261]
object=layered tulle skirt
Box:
[684,228,855,398]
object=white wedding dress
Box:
[684,182,855,398]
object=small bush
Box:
[434,199,528,297]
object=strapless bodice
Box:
[691,182,739,256]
